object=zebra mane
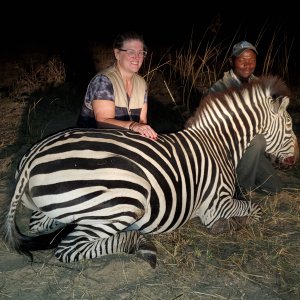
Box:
[257,75,291,99]
[185,75,291,128]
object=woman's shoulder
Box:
[86,73,113,93]
[90,72,111,84]
[99,65,117,76]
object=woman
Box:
[78,31,157,140]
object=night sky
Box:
[1,4,298,46]
[1,3,299,82]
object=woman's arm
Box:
[92,100,157,139]
[92,99,132,129]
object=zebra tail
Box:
[3,170,76,260]
[3,217,76,261]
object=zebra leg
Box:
[209,200,262,235]
[19,187,62,233]
[54,227,157,268]
[29,211,63,233]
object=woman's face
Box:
[232,49,257,80]
[114,39,146,74]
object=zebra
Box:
[2,75,298,268]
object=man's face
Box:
[232,49,257,80]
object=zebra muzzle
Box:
[280,156,296,168]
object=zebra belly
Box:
[27,165,151,227]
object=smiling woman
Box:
[77,31,157,140]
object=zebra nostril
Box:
[282,156,295,166]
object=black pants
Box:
[236,134,282,193]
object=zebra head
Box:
[261,77,299,167]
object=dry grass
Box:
[9,56,66,101]
[152,20,296,117]
[153,189,300,298]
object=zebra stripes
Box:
[2,75,298,268]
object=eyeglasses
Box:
[118,49,147,58]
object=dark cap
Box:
[231,41,258,57]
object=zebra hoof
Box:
[137,251,157,269]
[210,218,230,235]
[210,216,248,235]
[136,237,157,269]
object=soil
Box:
[0,51,299,300]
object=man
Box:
[210,41,258,93]
[210,41,300,195]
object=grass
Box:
[9,56,66,101]
[153,190,300,298]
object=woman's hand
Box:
[129,122,157,140]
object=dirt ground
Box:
[0,53,299,300]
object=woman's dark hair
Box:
[113,31,147,52]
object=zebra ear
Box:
[272,96,289,115]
